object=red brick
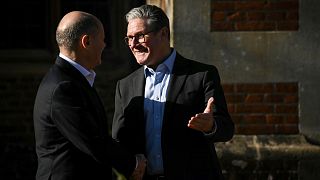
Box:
[228,104,235,113]
[223,84,235,93]
[266,12,286,21]
[284,95,298,103]
[211,0,299,32]
[264,94,284,103]
[268,1,299,10]
[266,115,285,124]
[245,94,264,103]
[236,83,274,93]
[223,82,299,135]
[227,12,246,21]
[275,124,299,134]
[285,115,299,124]
[236,124,275,134]
[275,105,298,113]
[212,11,226,21]
[275,83,298,93]
[225,94,246,103]
[278,22,299,30]
[236,22,276,31]
[231,115,242,124]
[236,104,274,113]
[242,115,266,124]
[247,12,266,21]
[287,11,299,20]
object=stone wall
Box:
[216,135,320,179]
[172,0,320,178]
[174,0,320,143]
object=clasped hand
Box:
[130,154,147,180]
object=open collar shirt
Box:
[59,53,96,87]
[143,49,176,175]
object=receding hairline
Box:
[55,11,102,50]
[57,11,99,32]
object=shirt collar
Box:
[59,53,96,87]
[144,49,176,77]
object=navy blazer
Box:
[112,52,234,180]
[33,57,135,180]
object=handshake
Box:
[130,154,147,180]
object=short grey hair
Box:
[56,13,99,50]
[125,5,170,37]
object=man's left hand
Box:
[188,97,215,133]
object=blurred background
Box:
[0,0,320,179]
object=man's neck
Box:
[148,48,173,70]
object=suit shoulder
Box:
[179,56,218,73]
[118,66,144,83]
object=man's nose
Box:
[130,37,140,46]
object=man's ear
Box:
[81,35,90,48]
[160,27,170,40]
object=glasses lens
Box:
[138,34,145,43]
[124,31,152,45]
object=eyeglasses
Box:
[124,30,155,46]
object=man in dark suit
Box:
[112,4,235,180]
[33,11,146,180]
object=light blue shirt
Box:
[144,49,176,175]
[59,53,96,87]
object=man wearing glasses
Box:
[112,4,234,180]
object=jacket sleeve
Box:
[203,66,234,142]
[112,79,146,155]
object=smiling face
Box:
[127,18,170,69]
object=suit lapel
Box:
[130,67,146,144]
[129,56,189,103]
[163,53,189,123]
[132,67,145,97]
[166,53,189,103]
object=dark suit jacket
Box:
[33,57,135,180]
[112,52,234,180]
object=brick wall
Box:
[211,0,299,31]
[224,82,299,134]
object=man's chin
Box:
[134,56,148,65]
[136,59,147,65]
